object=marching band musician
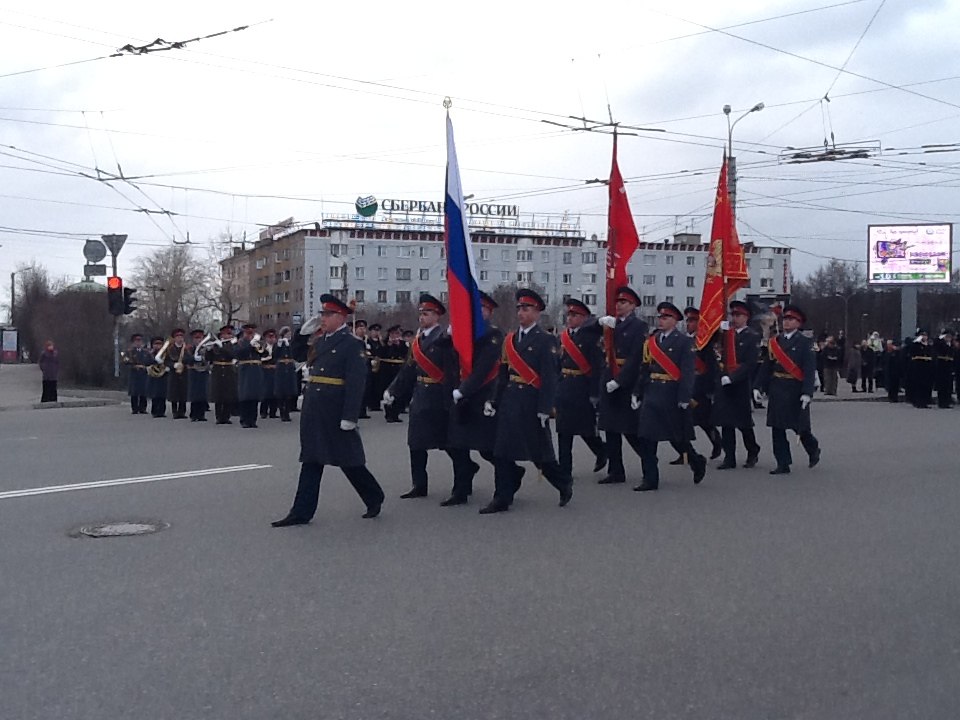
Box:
[186,328,210,422]
[353,320,372,419]
[259,329,279,420]
[207,324,238,425]
[377,325,407,423]
[271,294,385,527]
[146,336,170,418]
[630,302,707,491]
[754,304,821,475]
[165,328,189,420]
[236,323,265,429]
[555,298,607,479]
[384,294,458,500]
[365,322,384,414]
[479,288,573,514]
[124,333,151,414]
[273,326,299,422]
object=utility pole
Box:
[9,272,14,325]
[723,102,764,219]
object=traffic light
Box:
[107,276,124,316]
[123,287,138,315]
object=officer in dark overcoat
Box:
[630,302,707,491]
[377,325,408,423]
[596,286,649,484]
[480,288,573,514]
[185,328,210,422]
[165,328,189,419]
[272,294,385,526]
[258,329,279,420]
[933,330,955,408]
[365,322,384,413]
[445,291,502,505]
[145,336,170,418]
[273,326,299,422]
[234,324,264,428]
[754,305,821,474]
[556,298,607,479]
[123,333,151,414]
[905,330,934,408]
[668,307,722,463]
[384,294,457,499]
[712,300,762,469]
[206,325,238,424]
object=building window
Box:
[642,295,656,307]
[540,272,550,283]
[746,259,752,268]
[501,271,510,281]
[582,273,597,283]
[665,255,674,265]
[562,252,572,265]
[582,293,597,305]
[284,269,291,281]
[283,291,290,303]
[665,276,674,287]
[440,246,445,259]
[329,266,343,279]
[416,246,427,259]
[440,268,447,279]
[397,246,413,258]
[355,244,365,256]
[686,276,696,287]
[354,290,364,303]
[330,243,348,257]
[517,271,532,283]
[686,296,695,307]
[377,246,388,257]
[582,251,597,263]
[562,273,572,284]
[377,290,387,303]
[479,248,489,261]
[396,290,412,303]
[440,291,449,304]
[501,249,510,262]
[643,254,656,265]
[665,295,674,304]
[643,274,656,285]
[480,270,488,281]
[353,266,364,280]
[541,250,550,262]
[378,267,388,281]
[517,250,533,262]
[686,255,696,266]
[762,258,774,269]
[420,268,429,281]
[760,277,774,288]
[396,268,412,281]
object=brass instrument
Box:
[250,332,263,353]
[147,362,169,378]
[174,342,186,374]
[154,339,172,364]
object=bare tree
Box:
[130,245,216,336]
[200,230,247,326]
[11,262,66,359]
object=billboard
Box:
[867,223,952,285]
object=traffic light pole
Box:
[111,247,120,379]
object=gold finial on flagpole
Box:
[443,96,452,110]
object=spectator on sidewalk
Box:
[822,336,841,395]
[38,340,59,403]
[846,342,862,392]
[860,339,876,393]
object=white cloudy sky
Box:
[1,0,958,292]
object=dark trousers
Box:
[409,448,460,492]
[772,428,819,469]
[170,400,187,418]
[557,432,605,477]
[384,402,401,422]
[260,398,278,418]
[239,400,259,427]
[130,395,147,413]
[639,437,702,488]
[215,402,232,423]
[887,378,901,403]
[278,397,294,421]
[150,397,166,417]
[860,372,874,392]
[493,458,571,505]
[288,462,385,521]
[447,448,493,499]
[605,431,647,479]
[189,401,209,420]
[40,380,57,403]
[721,426,760,463]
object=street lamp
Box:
[723,102,764,217]
[835,292,850,339]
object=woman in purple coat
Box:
[38,340,59,402]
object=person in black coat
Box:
[146,336,169,418]
[905,330,934,408]
[480,288,573,514]
[384,294,458,499]
[882,340,903,403]
[186,329,210,422]
[258,329,279,420]
[711,301,761,469]
[933,330,955,408]
[555,298,607,479]
[165,328,189,419]
[206,325,239,424]
[445,291,503,505]
[272,294,385,527]
[755,305,821,474]
[597,286,649,485]
[377,325,408,423]
[235,324,265,428]
[273,326,300,422]
[630,302,707,491]
[669,307,722,463]
[123,333,152,414]
[365,323,384,413]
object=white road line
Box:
[0,464,273,500]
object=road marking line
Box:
[0,464,273,500]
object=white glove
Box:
[214,338,223,347]
[753,389,764,404]
[606,380,620,393]
[447,323,453,336]
[598,315,617,329]
[483,401,497,417]
[720,375,732,386]
[452,389,464,404]
[340,420,357,431]
[630,394,641,410]
[193,352,202,362]
[678,402,689,410]
[299,315,322,335]
[720,320,730,331]
[382,390,394,406]
[800,394,812,410]
[589,396,599,408]
[537,413,549,427]
[231,358,237,365]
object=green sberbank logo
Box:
[355,195,378,217]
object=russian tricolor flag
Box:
[444,112,485,376]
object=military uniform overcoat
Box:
[556,322,603,436]
[293,327,367,467]
[165,343,189,403]
[387,327,454,450]
[260,346,277,401]
[493,324,560,462]
[376,342,407,399]
[206,341,238,405]
[691,334,719,427]
[755,331,816,432]
[125,347,152,397]
[146,365,168,400]
[185,345,209,403]
[448,326,503,452]
[634,330,696,442]
[598,314,649,435]
[711,327,759,429]
[235,339,263,402]
[273,341,300,398]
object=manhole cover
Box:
[78,521,169,538]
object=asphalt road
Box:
[1,399,959,720]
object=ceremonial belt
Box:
[188,366,208,372]
[773,371,798,380]
[509,375,536,385]
[132,364,146,369]
[417,376,441,384]
[695,356,707,376]
[912,356,932,361]
[649,372,677,382]
[560,330,591,375]
[379,358,405,364]
[937,356,953,361]
[562,368,585,376]
[505,332,541,389]
[308,375,345,386]
[769,337,804,381]
[411,335,445,383]
[646,335,682,381]
[277,359,297,364]
[262,365,276,370]
[615,358,626,366]
[213,361,234,366]
[238,360,261,365]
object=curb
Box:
[0,399,124,412]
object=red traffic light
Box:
[107,276,123,290]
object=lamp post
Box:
[835,292,850,339]
[723,102,764,218]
